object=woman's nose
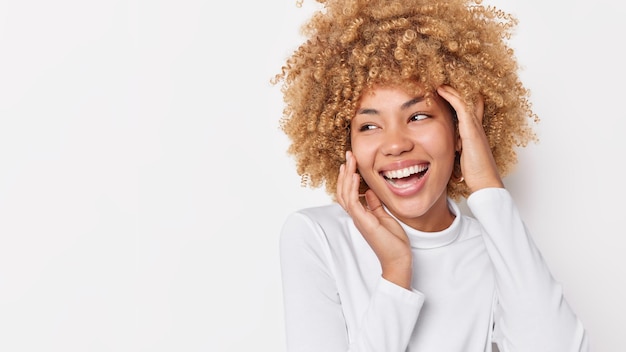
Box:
[381,127,413,156]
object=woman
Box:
[273,0,589,350]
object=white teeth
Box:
[383,164,428,179]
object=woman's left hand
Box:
[437,85,504,193]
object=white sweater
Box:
[279,188,588,352]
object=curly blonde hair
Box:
[273,0,538,200]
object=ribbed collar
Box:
[390,198,463,249]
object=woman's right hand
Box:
[336,151,413,289]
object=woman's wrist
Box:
[382,260,413,290]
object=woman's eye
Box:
[359,124,378,132]
[409,113,429,122]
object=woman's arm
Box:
[279,211,424,352]
[438,85,589,351]
[468,188,589,352]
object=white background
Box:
[0,0,624,351]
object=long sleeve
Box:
[467,188,589,352]
[279,211,424,352]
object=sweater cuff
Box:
[378,276,425,308]
[466,187,511,211]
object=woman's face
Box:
[350,85,458,231]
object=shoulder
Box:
[280,203,353,249]
[281,203,349,236]
[294,202,348,223]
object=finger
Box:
[437,85,486,142]
[337,150,358,208]
[437,85,477,124]
[364,189,383,213]
[336,162,346,208]
[339,151,366,216]
[437,85,503,191]
[364,189,402,231]
[346,150,357,174]
[474,94,484,124]
[348,173,362,211]
[353,189,386,243]
[345,154,364,213]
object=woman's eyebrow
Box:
[356,107,378,115]
[356,96,426,115]
[401,96,426,110]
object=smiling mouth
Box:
[381,164,429,189]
